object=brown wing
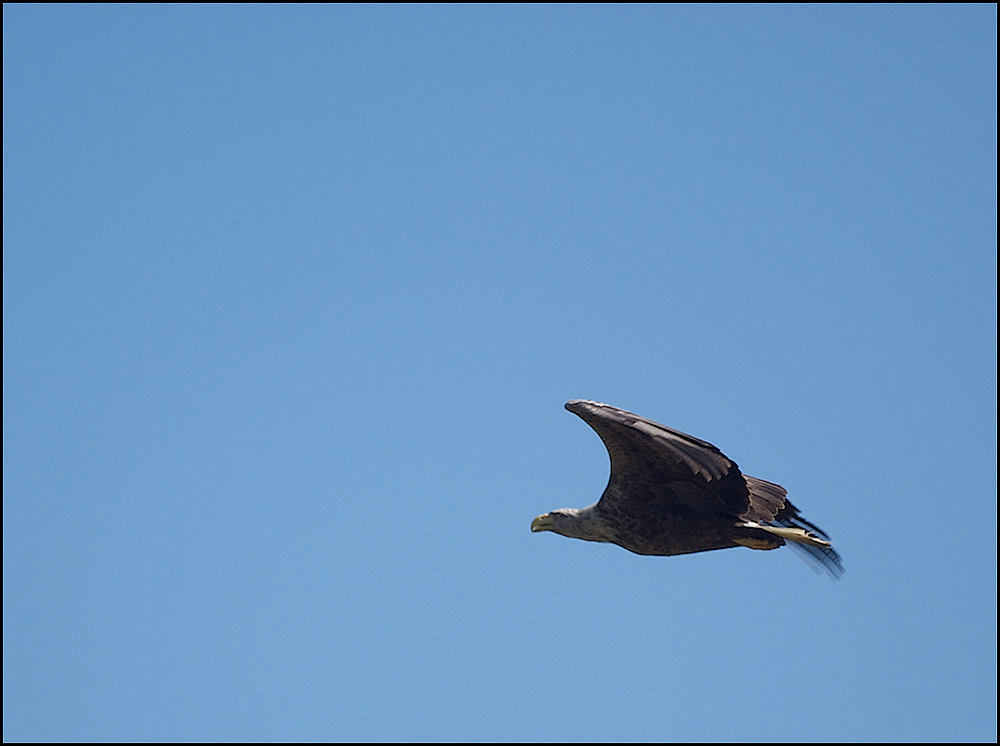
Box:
[742,475,789,523]
[744,475,829,538]
[565,400,752,519]
[744,474,843,576]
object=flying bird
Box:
[531,400,843,578]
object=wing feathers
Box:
[566,400,732,481]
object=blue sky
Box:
[4,5,996,741]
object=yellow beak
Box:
[530,514,551,532]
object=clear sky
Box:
[4,5,996,742]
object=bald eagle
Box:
[531,400,843,578]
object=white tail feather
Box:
[740,521,832,549]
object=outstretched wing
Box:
[565,400,752,518]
